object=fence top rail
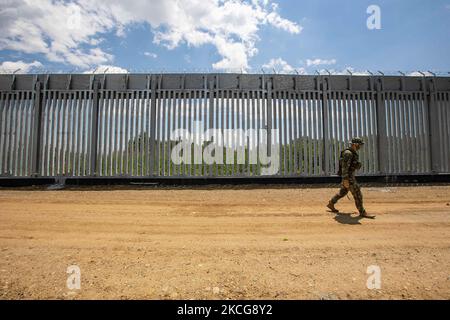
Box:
[0,73,449,92]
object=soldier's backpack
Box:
[337,148,357,176]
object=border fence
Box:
[0,73,449,181]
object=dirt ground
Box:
[0,184,449,300]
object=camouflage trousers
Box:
[330,178,366,214]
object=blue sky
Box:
[0,0,449,74]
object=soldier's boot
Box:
[359,210,375,219]
[327,201,339,213]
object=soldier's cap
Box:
[350,137,365,145]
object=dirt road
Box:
[0,185,449,299]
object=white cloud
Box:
[147,0,301,72]
[262,58,306,74]
[0,60,43,73]
[407,71,434,76]
[83,65,128,74]
[0,0,301,72]
[144,52,158,58]
[262,58,293,73]
[184,54,192,64]
[342,67,370,76]
[0,0,113,68]
[211,36,252,72]
[316,67,371,76]
[264,3,302,34]
[306,58,337,67]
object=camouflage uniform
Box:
[330,146,366,214]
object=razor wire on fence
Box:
[0,73,449,179]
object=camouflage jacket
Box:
[339,148,362,179]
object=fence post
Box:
[31,79,43,177]
[148,74,157,176]
[426,78,440,173]
[208,76,215,177]
[266,79,273,161]
[375,77,388,174]
[321,76,330,175]
[90,78,100,176]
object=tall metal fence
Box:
[0,73,449,179]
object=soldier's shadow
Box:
[333,212,363,225]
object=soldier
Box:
[327,137,375,219]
